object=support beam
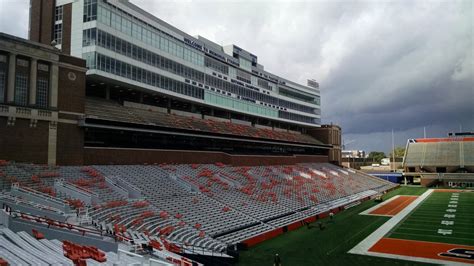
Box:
[49,63,58,108]
[105,84,110,100]
[29,58,37,105]
[48,122,57,165]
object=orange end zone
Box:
[369,238,474,264]
[369,196,418,216]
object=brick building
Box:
[1,0,343,166]
[0,33,86,165]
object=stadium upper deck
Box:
[404,137,474,173]
[31,0,321,130]
[403,136,474,187]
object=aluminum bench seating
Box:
[17,231,73,265]
[2,228,60,265]
[105,251,142,266]
[0,235,49,265]
[0,248,29,266]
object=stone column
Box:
[49,63,59,108]
[48,122,58,165]
[6,53,16,103]
[29,58,37,105]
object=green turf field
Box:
[238,186,433,266]
[388,191,474,246]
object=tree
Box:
[390,147,406,158]
[367,151,386,163]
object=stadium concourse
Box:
[0,160,397,265]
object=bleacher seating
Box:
[405,139,474,170]
[0,227,184,265]
[0,160,397,257]
[85,98,322,145]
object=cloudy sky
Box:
[0,0,472,153]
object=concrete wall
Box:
[170,109,201,119]
[0,200,66,221]
[84,147,328,166]
[7,218,118,252]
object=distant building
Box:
[448,131,474,137]
[342,150,365,158]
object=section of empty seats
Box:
[215,223,275,245]
[16,231,74,265]
[85,98,146,124]
[1,161,396,255]
[91,163,396,247]
[1,228,61,265]
[0,234,50,265]
[92,165,238,251]
[85,98,321,144]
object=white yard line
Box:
[362,250,473,266]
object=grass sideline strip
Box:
[238,186,430,266]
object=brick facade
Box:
[0,33,86,165]
[0,117,49,163]
[56,123,84,165]
[308,125,342,165]
[29,0,55,45]
[61,4,72,55]
[58,56,86,113]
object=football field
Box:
[238,186,432,266]
[388,190,474,246]
[354,189,474,265]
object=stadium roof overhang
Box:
[81,120,332,150]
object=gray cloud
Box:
[0,0,472,153]
[0,0,29,38]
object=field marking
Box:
[348,189,432,255]
[360,195,419,217]
[359,195,402,216]
[390,231,474,243]
[368,238,474,265]
[383,196,419,216]
[350,189,474,265]
[434,189,474,193]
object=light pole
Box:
[343,139,357,169]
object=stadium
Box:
[403,135,474,187]
[0,0,472,265]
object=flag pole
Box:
[392,129,395,172]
